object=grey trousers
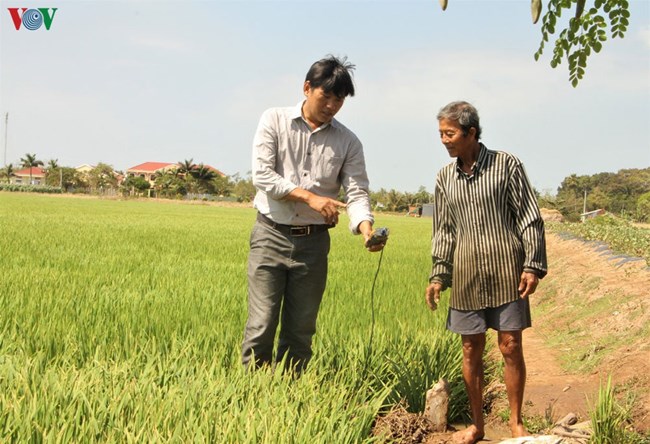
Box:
[242,220,330,372]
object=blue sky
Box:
[1,0,649,194]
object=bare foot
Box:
[452,425,485,444]
[510,421,528,438]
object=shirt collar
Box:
[455,143,488,178]
[292,101,339,131]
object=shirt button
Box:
[303,173,307,177]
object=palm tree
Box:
[177,159,196,177]
[190,164,218,194]
[20,153,44,184]
[1,164,14,183]
[47,159,59,170]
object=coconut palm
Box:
[177,159,196,177]
[0,164,14,183]
[20,153,44,184]
[189,163,219,194]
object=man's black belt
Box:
[257,212,332,237]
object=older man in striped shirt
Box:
[426,101,547,443]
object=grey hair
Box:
[436,101,482,140]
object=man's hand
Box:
[359,220,384,252]
[518,271,539,298]
[425,282,442,311]
[306,194,346,225]
[285,188,346,225]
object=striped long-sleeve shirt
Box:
[430,144,547,311]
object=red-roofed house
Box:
[11,167,46,185]
[126,162,226,186]
[126,162,177,185]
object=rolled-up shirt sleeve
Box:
[252,109,298,200]
[341,138,373,234]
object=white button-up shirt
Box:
[252,102,373,233]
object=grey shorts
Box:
[446,297,531,335]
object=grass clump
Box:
[589,376,645,444]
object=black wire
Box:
[360,247,385,381]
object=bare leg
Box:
[498,330,528,438]
[453,333,486,444]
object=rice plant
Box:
[0,193,472,442]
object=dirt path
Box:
[523,231,650,433]
[523,328,596,421]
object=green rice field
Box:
[0,193,468,443]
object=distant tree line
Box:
[2,154,648,222]
[538,167,650,222]
[0,154,257,202]
[369,186,433,213]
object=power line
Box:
[3,112,8,167]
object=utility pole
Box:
[3,112,7,167]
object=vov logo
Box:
[8,8,58,30]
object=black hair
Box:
[305,55,355,98]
